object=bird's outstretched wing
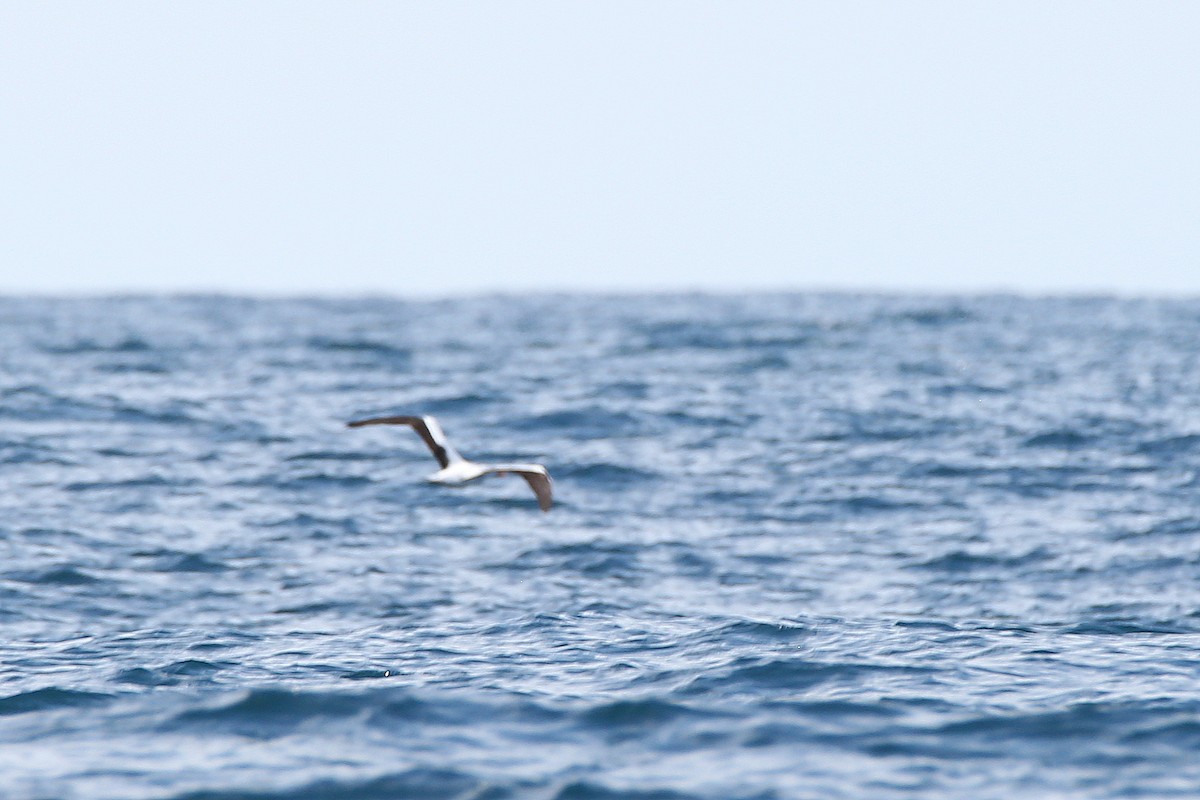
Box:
[486,464,554,512]
[346,414,461,468]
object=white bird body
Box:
[347,414,553,511]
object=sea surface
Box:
[3,293,1200,799]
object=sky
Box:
[1,2,1197,297]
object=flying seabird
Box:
[346,414,553,511]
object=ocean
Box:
[3,293,1200,799]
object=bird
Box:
[346,414,553,511]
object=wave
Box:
[558,463,661,486]
[283,449,385,462]
[0,687,114,716]
[912,547,1054,573]
[423,393,505,414]
[41,336,155,355]
[135,551,230,574]
[934,700,1200,744]
[65,474,188,492]
[116,660,227,687]
[549,782,705,800]
[0,385,201,425]
[7,565,105,585]
[1022,430,1095,449]
[1137,433,1200,456]
[163,767,485,800]
[679,656,933,697]
[510,408,643,440]
[495,541,643,580]
[580,698,703,730]
[304,336,411,361]
[8,295,1200,799]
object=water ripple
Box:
[3,294,1200,799]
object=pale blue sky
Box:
[1,2,1196,296]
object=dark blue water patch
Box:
[1136,433,1200,457]
[678,656,931,697]
[112,401,203,426]
[558,463,660,486]
[181,641,269,666]
[1063,617,1199,636]
[1122,517,1200,539]
[935,700,1200,746]
[736,352,792,373]
[762,698,909,722]
[285,447,388,463]
[272,601,346,616]
[637,320,738,351]
[305,335,411,359]
[979,466,1110,497]
[662,546,717,579]
[378,688,560,729]
[41,335,155,355]
[0,386,94,421]
[912,547,1054,574]
[633,317,817,353]
[926,381,1007,397]
[9,525,86,543]
[115,667,183,687]
[0,687,114,716]
[881,305,976,327]
[494,542,643,581]
[705,619,810,645]
[810,409,957,444]
[552,782,706,800]
[580,698,706,731]
[140,404,210,425]
[898,359,950,378]
[65,474,191,492]
[902,461,997,480]
[659,411,749,430]
[891,619,959,632]
[166,767,485,800]
[7,565,104,585]
[1022,430,1094,449]
[0,438,74,465]
[164,688,367,738]
[168,660,231,677]
[94,358,173,375]
[1120,713,1200,748]
[510,408,644,439]
[116,660,227,687]
[255,512,363,536]
[421,393,505,414]
[132,550,230,574]
[743,707,923,754]
[339,668,395,681]
[240,473,374,492]
[95,445,172,459]
[209,419,296,445]
[0,386,202,425]
[695,488,768,509]
[595,380,650,400]
[831,494,937,514]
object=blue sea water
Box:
[3,293,1200,799]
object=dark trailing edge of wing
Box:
[346,416,451,468]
